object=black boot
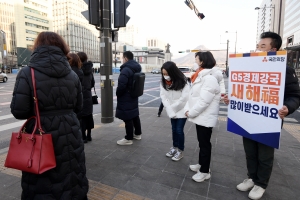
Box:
[87,129,92,141]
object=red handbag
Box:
[4,68,56,174]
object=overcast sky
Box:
[126,0,262,58]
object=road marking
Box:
[0,93,12,96]
[219,111,228,115]
[0,102,10,106]
[284,118,298,122]
[0,120,25,132]
[0,114,14,121]
[139,97,160,105]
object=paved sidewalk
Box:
[0,107,300,200]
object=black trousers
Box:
[243,137,274,189]
[196,124,212,173]
[158,102,164,114]
[124,115,142,140]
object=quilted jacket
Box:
[184,67,223,127]
[10,45,88,200]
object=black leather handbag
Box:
[92,87,98,104]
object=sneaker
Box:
[248,185,265,200]
[192,171,211,182]
[157,114,161,117]
[189,164,211,173]
[133,134,141,140]
[236,178,255,192]
[189,164,201,172]
[166,147,177,157]
[172,150,183,161]
[117,138,133,145]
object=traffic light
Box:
[81,0,101,26]
[114,0,130,28]
[198,13,205,20]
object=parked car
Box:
[178,67,194,78]
[151,69,161,74]
[0,71,7,82]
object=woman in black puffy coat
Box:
[10,32,89,200]
[77,52,95,143]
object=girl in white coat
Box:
[185,51,223,182]
[160,61,189,161]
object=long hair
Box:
[33,31,70,55]
[161,61,186,91]
[68,53,82,69]
[77,52,88,63]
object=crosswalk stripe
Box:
[0,120,25,132]
[0,114,14,121]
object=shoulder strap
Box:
[30,68,45,134]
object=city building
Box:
[255,0,285,45]
[118,25,141,47]
[0,1,16,55]
[282,0,300,70]
[0,0,17,71]
[12,0,53,67]
[146,37,166,51]
[52,0,100,62]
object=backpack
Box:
[127,66,145,98]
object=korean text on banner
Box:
[227,51,287,149]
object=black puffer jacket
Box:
[284,66,300,115]
[71,66,84,83]
[10,46,89,200]
[81,61,95,117]
[115,60,141,121]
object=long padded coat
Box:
[10,45,89,200]
[115,60,141,121]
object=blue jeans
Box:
[170,118,187,151]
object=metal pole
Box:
[226,39,229,77]
[278,0,282,35]
[235,31,237,54]
[100,0,114,123]
[114,42,117,73]
[273,5,275,32]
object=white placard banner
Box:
[227,51,287,149]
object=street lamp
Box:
[225,31,237,54]
[255,6,275,32]
[220,38,229,77]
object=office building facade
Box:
[52,0,100,62]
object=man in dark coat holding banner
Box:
[224,32,300,200]
[115,51,142,145]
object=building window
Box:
[26,29,39,35]
[25,22,49,30]
[26,37,35,41]
[25,15,49,24]
[24,7,47,17]
[151,40,153,46]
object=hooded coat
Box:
[10,46,89,200]
[115,60,141,121]
[81,61,95,117]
